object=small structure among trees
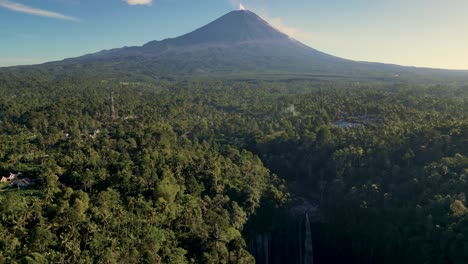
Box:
[0,172,35,189]
[1,172,21,182]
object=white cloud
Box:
[226,1,304,39]
[125,0,153,6]
[261,15,303,39]
[0,0,79,21]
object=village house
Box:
[0,172,35,189]
[1,172,20,182]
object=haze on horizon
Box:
[0,0,467,70]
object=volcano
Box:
[3,9,468,81]
[66,9,350,76]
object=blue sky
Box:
[1,0,467,69]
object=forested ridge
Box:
[0,77,467,263]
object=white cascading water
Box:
[304,213,314,264]
[256,234,263,264]
[264,233,269,264]
[299,220,303,264]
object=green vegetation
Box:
[0,76,467,263]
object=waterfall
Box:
[264,233,269,264]
[299,219,303,264]
[304,213,313,264]
[248,209,317,264]
[256,235,263,264]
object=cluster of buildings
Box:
[0,172,35,188]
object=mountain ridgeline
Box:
[2,10,468,82]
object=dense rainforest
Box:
[0,76,467,263]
